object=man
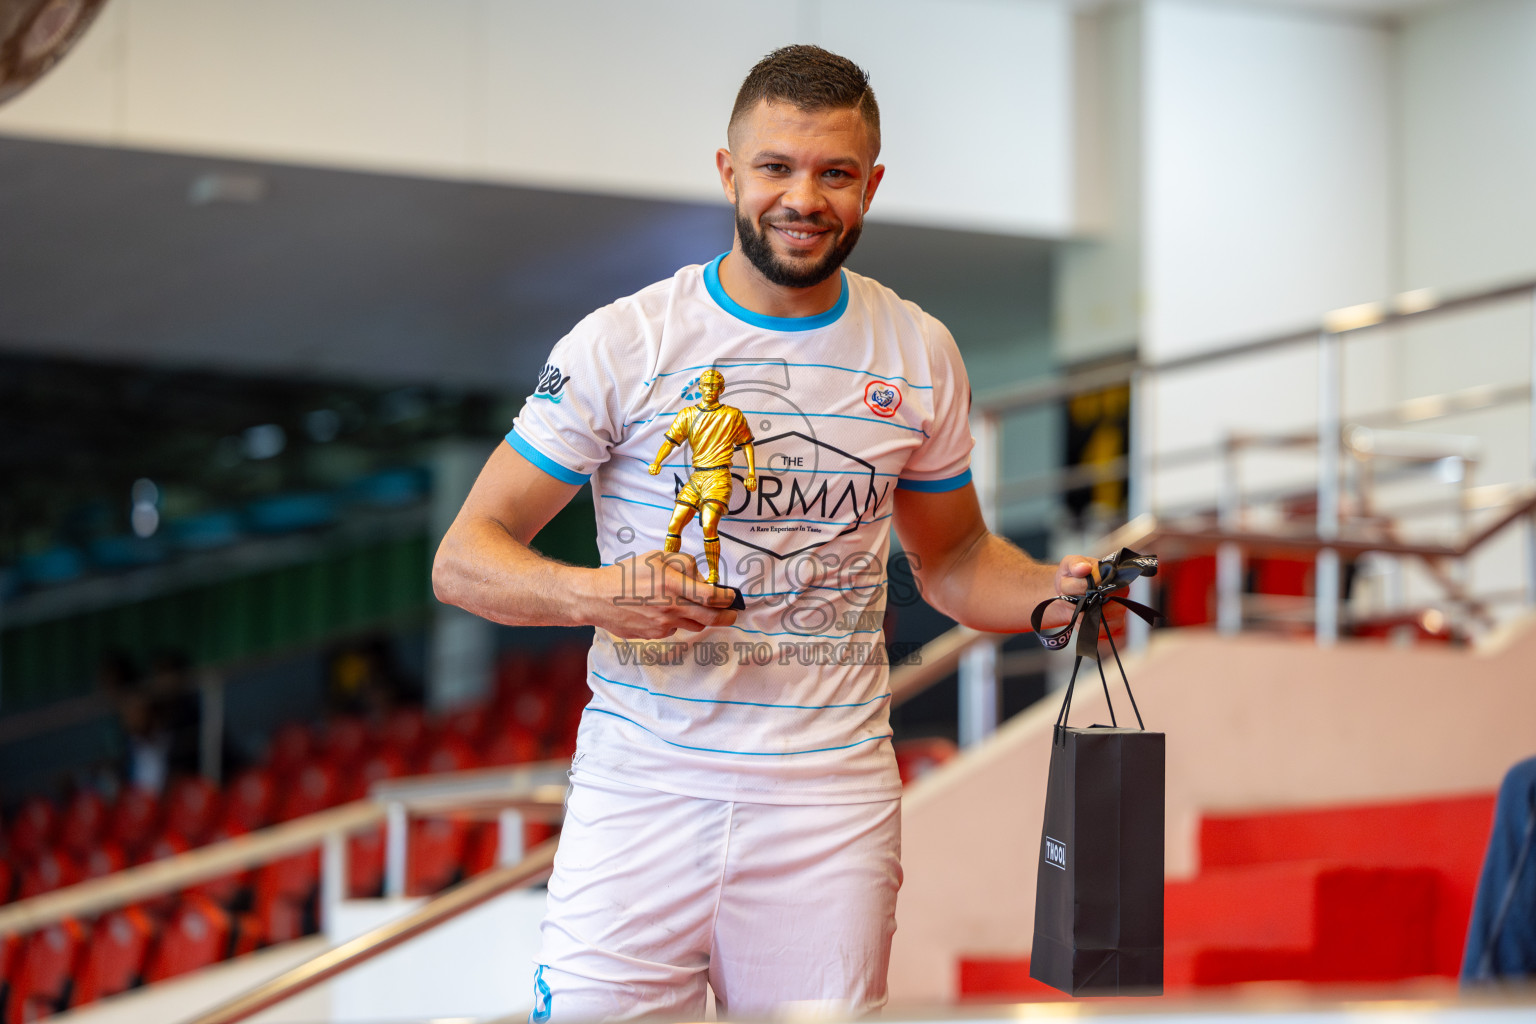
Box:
[433,44,1092,1021]
[648,367,757,586]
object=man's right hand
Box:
[586,550,740,639]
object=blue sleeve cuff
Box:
[896,468,973,493]
[506,430,591,485]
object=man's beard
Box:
[735,204,862,289]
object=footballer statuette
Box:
[648,368,755,607]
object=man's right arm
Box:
[432,442,740,639]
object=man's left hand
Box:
[1038,555,1095,629]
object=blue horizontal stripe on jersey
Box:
[591,670,891,710]
[634,456,904,479]
[896,468,973,493]
[506,430,590,485]
[645,361,933,390]
[599,493,676,511]
[748,581,887,597]
[585,706,894,756]
[704,253,849,332]
[623,409,927,435]
[721,624,884,640]
[599,498,893,528]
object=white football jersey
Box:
[510,255,973,804]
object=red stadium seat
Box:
[251,888,307,945]
[481,724,541,767]
[186,821,249,907]
[228,912,263,957]
[893,737,959,786]
[275,763,337,821]
[267,721,313,777]
[376,707,428,762]
[0,859,14,904]
[444,703,490,746]
[143,894,230,982]
[347,826,387,899]
[164,777,221,845]
[79,842,127,881]
[344,747,408,802]
[18,849,82,900]
[7,798,57,861]
[57,791,106,857]
[223,768,274,833]
[107,786,160,856]
[6,919,83,1024]
[419,734,478,775]
[70,906,154,1007]
[0,932,17,990]
[407,815,469,896]
[322,715,372,763]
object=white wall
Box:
[1053,3,1144,365]
[1143,0,1393,358]
[1399,0,1536,293]
[0,0,1078,235]
[1138,0,1394,509]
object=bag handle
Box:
[1029,548,1161,734]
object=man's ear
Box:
[862,163,886,214]
[716,148,737,204]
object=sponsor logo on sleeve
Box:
[863,380,902,418]
[533,364,571,403]
[1044,836,1067,870]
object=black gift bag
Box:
[1027,548,1164,997]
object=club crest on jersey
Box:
[680,376,703,401]
[533,364,571,403]
[864,380,902,418]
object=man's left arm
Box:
[893,483,1092,631]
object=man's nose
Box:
[781,172,828,216]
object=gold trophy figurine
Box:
[648,368,755,606]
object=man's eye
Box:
[762,163,788,173]
[823,169,851,180]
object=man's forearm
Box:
[918,531,1062,633]
[433,515,598,628]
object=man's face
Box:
[699,375,723,404]
[718,100,884,290]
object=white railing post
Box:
[384,801,408,899]
[1126,368,1152,652]
[497,809,525,866]
[959,411,1000,744]
[1317,330,1343,645]
[320,830,346,933]
[1216,434,1243,635]
[958,641,999,748]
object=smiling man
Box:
[433,45,1092,1021]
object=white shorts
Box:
[532,770,902,1022]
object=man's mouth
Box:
[769,222,830,247]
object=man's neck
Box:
[717,245,843,319]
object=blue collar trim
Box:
[704,253,848,332]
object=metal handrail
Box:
[972,276,1536,416]
[0,761,570,938]
[182,839,559,1024]
[0,801,382,937]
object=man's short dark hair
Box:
[729,45,880,154]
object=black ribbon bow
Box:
[1030,547,1161,660]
